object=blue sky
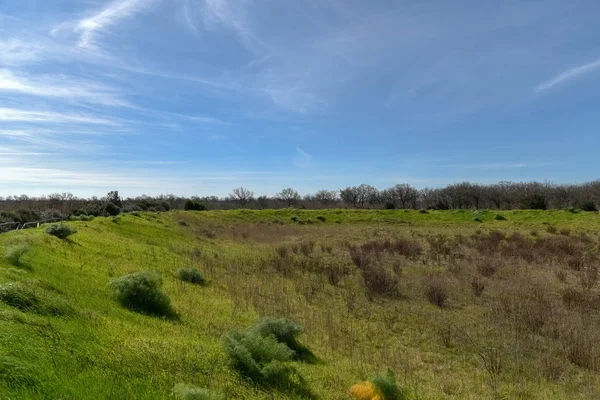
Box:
[1,0,599,197]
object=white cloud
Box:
[441,163,551,169]
[293,146,312,168]
[0,69,130,107]
[74,0,158,49]
[0,108,119,125]
[534,58,600,93]
[0,39,43,66]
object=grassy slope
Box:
[0,209,598,399]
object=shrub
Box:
[104,202,121,216]
[109,271,174,317]
[546,225,558,234]
[221,329,295,384]
[248,317,314,362]
[316,215,326,222]
[184,199,207,211]
[471,277,485,297]
[371,370,407,400]
[362,265,399,299]
[4,244,29,267]
[494,214,507,221]
[425,277,448,308]
[384,202,395,210]
[177,268,205,285]
[473,217,483,223]
[476,258,501,277]
[290,216,299,223]
[174,384,223,400]
[325,262,350,285]
[580,201,598,212]
[418,209,429,214]
[45,224,77,239]
[350,371,407,400]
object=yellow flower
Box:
[349,381,383,400]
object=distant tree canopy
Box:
[2,181,600,225]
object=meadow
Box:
[0,209,599,399]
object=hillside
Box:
[0,209,599,399]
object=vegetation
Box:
[0,209,599,398]
[45,224,77,239]
[109,271,175,318]
[4,244,29,267]
[177,267,205,285]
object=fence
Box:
[0,218,63,234]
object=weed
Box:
[4,244,29,267]
[177,268,205,285]
[471,277,485,297]
[109,271,175,317]
[45,224,77,239]
[425,277,448,308]
[173,384,223,400]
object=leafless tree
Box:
[340,184,378,208]
[229,187,254,207]
[384,184,419,209]
[313,190,339,206]
[278,188,301,207]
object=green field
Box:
[1,209,599,399]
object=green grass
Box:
[0,209,599,399]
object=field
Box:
[1,209,600,399]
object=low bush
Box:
[471,277,485,297]
[45,224,77,239]
[473,217,483,223]
[494,214,507,221]
[350,371,407,400]
[177,268,205,285]
[104,203,121,216]
[371,370,407,400]
[109,271,175,317]
[248,317,315,362]
[222,317,313,388]
[425,277,448,308]
[0,282,72,316]
[184,199,207,211]
[221,329,295,384]
[580,201,598,212]
[4,244,29,267]
[362,265,399,299]
[173,384,223,400]
[316,215,326,222]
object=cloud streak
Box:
[52,0,158,49]
[0,69,130,107]
[535,58,600,93]
[0,108,119,125]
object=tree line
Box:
[1,181,600,224]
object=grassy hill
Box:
[0,209,599,399]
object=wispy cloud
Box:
[54,0,158,49]
[0,69,130,107]
[0,39,43,66]
[0,108,119,125]
[535,58,600,93]
[441,163,551,170]
[293,146,312,168]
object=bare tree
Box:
[313,190,339,206]
[385,184,419,209]
[229,187,254,207]
[278,188,301,207]
[340,184,378,208]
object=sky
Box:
[1,0,600,198]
